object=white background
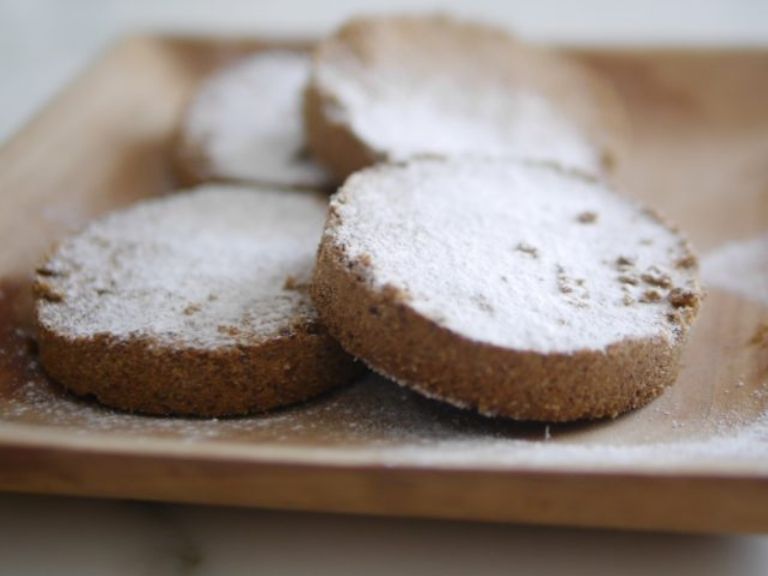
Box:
[1,1,768,574]
[2,0,768,141]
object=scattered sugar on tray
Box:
[3,368,768,469]
[2,377,275,441]
[186,51,330,187]
[361,415,768,470]
[702,233,768,306]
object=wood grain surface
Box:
[0,36,766,533]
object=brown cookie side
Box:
[35,311,364,417]
[172,121,215,188]
[303,82,379,185]
[311,240,685,422]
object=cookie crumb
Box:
[618,274,639,285]
[668,287,699,309]
[576,211,598,224]
[640,289,662,303]
[217,325,241,337]
[515,242,539,258]
[34,283,63,303]
[615,255,636,270]
[556,265,589,304]
[183,303,201,315]
[35,266,59,278]
[675,254,698,269]
[641,266,672,288]
[666,310,682,324]
[358,253,373,267]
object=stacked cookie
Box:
[35,15,702,420]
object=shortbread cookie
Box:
[312,159,701,421]
[305,15,624,182]
[176,51,331,189]
[35,185,361,416]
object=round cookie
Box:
[35,185,361,417]
[305,15,625,182]
[311,159,702,422]
[176,51,332,189]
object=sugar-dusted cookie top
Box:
[179,51,331,188]
[325,158,700,354]
[306,15,624,181]
[37,185,328,349]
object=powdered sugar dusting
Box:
[322,70,598,173]
[36,185,328,349]
[184,51,330,188]
[702,234,768,306]
[2,370,768,472]
[369,413,768,470]
[315,23,601,174]
[329,159,700,353]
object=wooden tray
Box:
[1,36,767,534]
